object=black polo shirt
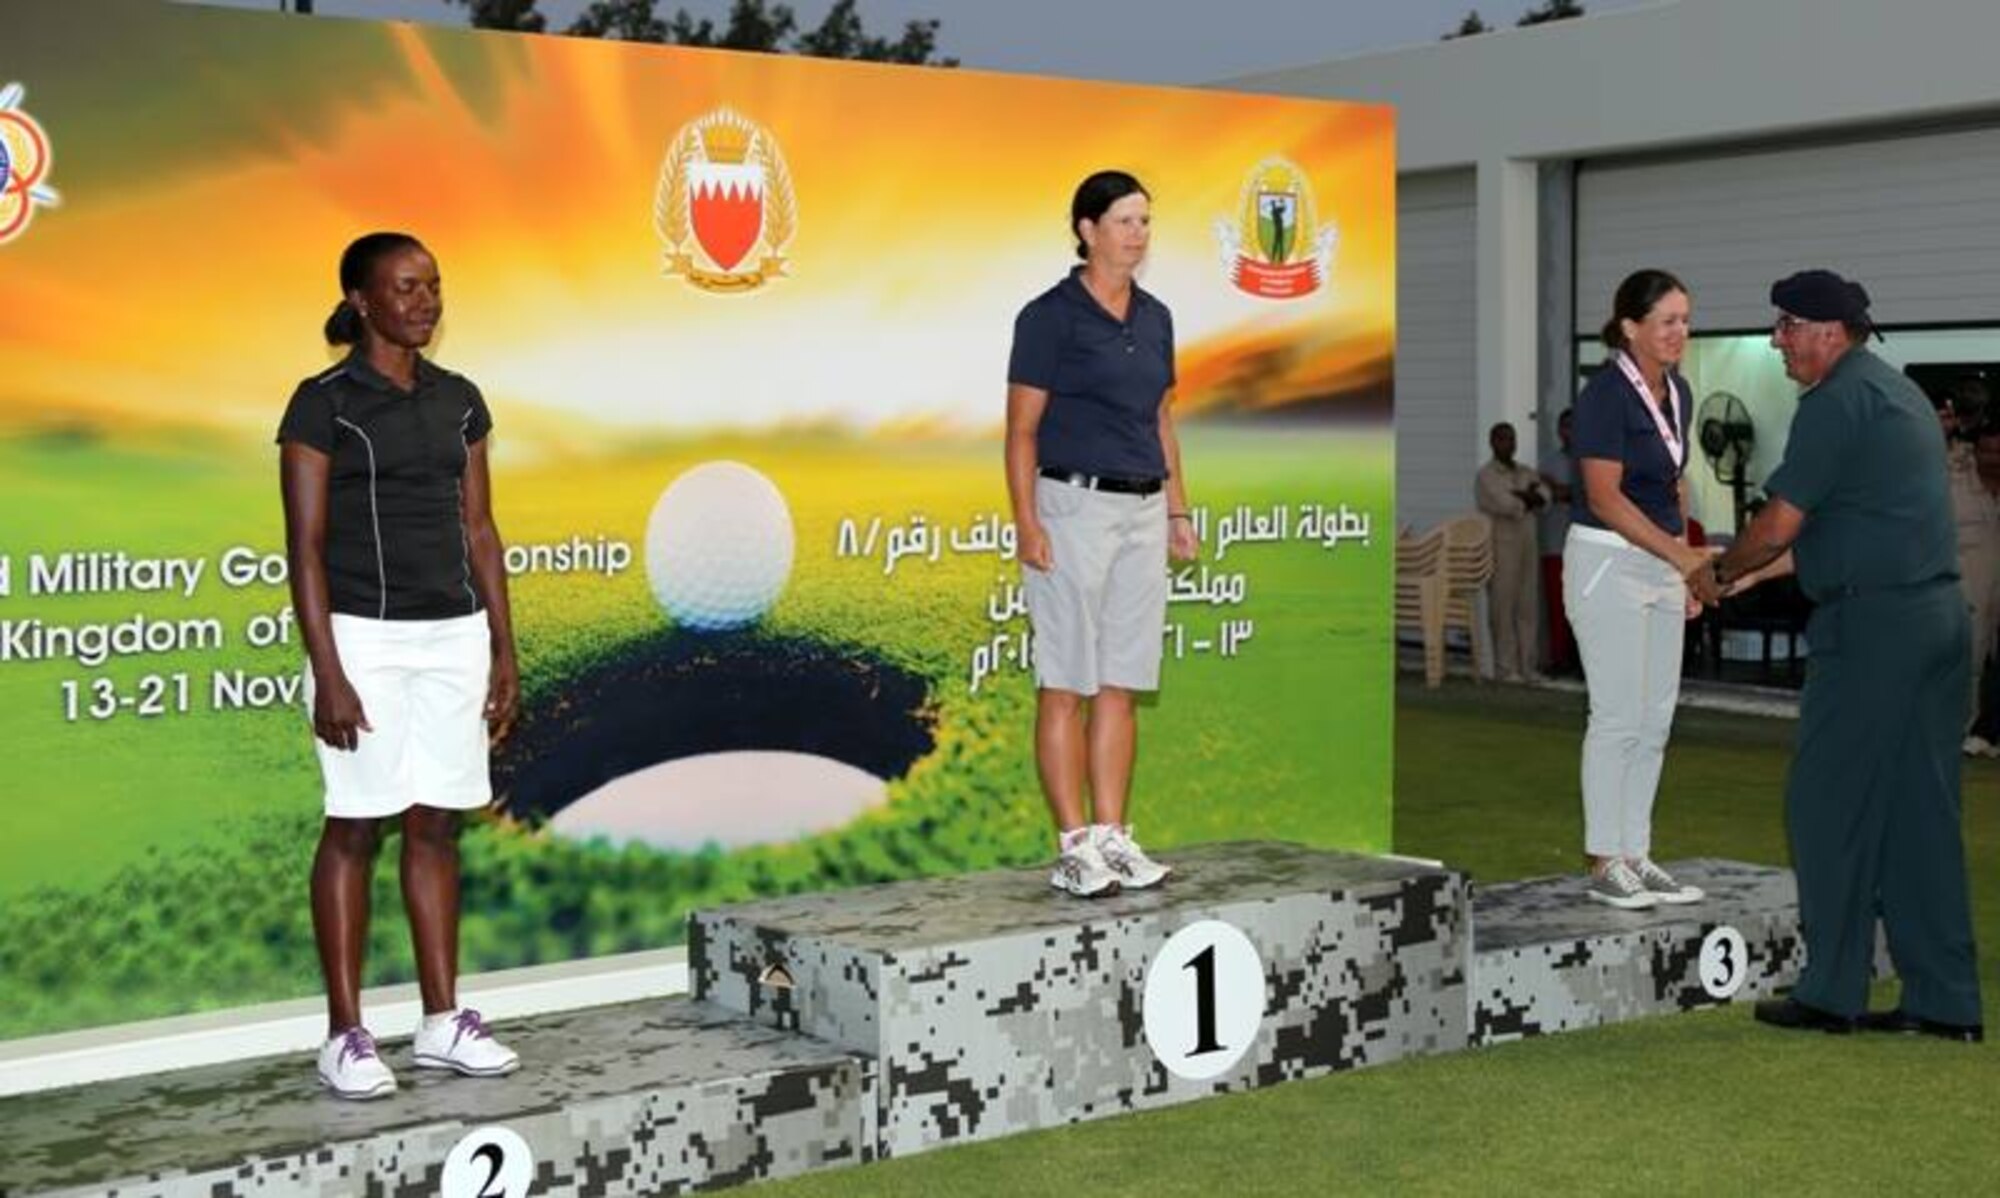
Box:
[277,351,493,620]
[1570,359,1692,536]
[1008,267,1175,480]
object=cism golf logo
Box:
[1213,156,1335,300]
[0,82,59,246]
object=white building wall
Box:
[1231,0,2000,512]
[1577,126,2000,333]
[1395,169,1478,532]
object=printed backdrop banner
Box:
[0,0,1395,1039]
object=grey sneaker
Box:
[1095,824,1171,889]
[1630,858,1704,904]
[1050,837,1121,897]
[1586,858,1657,910]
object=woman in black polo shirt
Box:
[279,232,521,1099]
[1565,268,1711,910]
[1004,170,1201,898]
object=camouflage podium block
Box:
[0,999,875,1198]
[1470,858,1808,1044]
[690,841,1469,1158]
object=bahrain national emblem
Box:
[655,108,796,293]
[1214,157,1336,300]
[0,82,61,248]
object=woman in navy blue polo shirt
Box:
[1565,268,1712,910]
[1004,170,1201,898]
[279,232,522,1098]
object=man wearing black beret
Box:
[1695,269,1984,1042]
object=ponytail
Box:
[324,299,363,346]
[1601,268,1687,352]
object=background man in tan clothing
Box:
[1937,381,2000,749]
[1475,421,1550,682]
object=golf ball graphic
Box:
[645,461,795,631]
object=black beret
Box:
[1770,269,1872,323]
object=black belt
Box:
[1039,467,1163,496]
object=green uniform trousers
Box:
[1787,581,1983,1025]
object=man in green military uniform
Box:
[1695,269,1984,1042]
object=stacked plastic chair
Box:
[1395,525,1448,686]
[1439,513,1496,681]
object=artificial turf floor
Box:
[762,677,1999,1196]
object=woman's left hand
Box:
[486,648,520,746]
[1168,516,1200,563]
[1684,594,1704,622]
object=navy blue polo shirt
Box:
[277,350,493,620]
[1570,359,1691,535]
[1007,267,1175,480]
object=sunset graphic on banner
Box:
[0,11,1393,444]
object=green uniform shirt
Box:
[1764,348,1958,603]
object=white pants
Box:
[1564,526,1685,858]
[304,611,494,818]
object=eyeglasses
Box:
[1772,314,1814,336]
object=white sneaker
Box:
[1094,824,1172,889]
[1630,857,1704,904]
[1050,836,1121,898]
[413,1008,520,1077]
[317,1026,397,1100]
[1964,735,1998,759]
[1585,859,1657,910]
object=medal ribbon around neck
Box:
[1615,350,1686,470]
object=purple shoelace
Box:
[337,1027,379,1067]
[449,1008,493,1048]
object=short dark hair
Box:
[1601,268,1689,351]
[1070,170,1148,260]
[324,231,426,346]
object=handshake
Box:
[1675,543,1778,608]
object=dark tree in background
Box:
[1443,10,1491,39]
[567,0,671,39]
[450,0,955,64]
[450,0,547,32]
[1516,0,1585,25]
[1444,1,1583,39]
[793,0,947,64]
